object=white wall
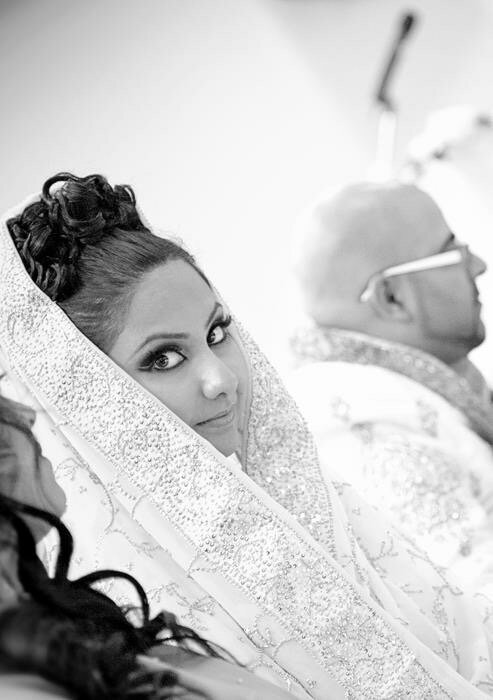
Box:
[2,0,492,373]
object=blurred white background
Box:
[1,0,493,376]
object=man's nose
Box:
[469,250,487,279]
[200,354,238,401]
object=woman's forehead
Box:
[110,260,219,360]
[129,261,217,330]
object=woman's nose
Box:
[200,355,238,401]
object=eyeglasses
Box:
[360,244,469,303]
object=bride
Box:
[0,173,491,698]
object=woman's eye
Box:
[151,350,184,371]
[208,323,228,346]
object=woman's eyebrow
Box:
[132,302,224,358]
[205,302,223,329]
[133,331,189,356]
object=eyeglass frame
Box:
[359,243,470,303]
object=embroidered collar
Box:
[291,324,493,445]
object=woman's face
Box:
[1,407,67,541]
[110,260,249,457]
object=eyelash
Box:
[140,315,233,372]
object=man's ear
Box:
[365,277,413,322]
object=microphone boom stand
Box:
[373,13,417,181]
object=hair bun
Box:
[7,172,145,302]
[42,172,139,245]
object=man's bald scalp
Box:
[294,181,449,316]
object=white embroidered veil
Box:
[0,195,490,699]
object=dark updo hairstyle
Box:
[0,397,225,698]
[7,173,209,352]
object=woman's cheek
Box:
[229,346,249,396]
[148,373,195,427]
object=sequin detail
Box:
[240,324,335,555]
[352,427,474,559]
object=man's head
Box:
[294,181,487,364]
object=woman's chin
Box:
[196,427,240,458]
[210,438,239,458]
[203,435,240,457]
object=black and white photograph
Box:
[1,2,493,698]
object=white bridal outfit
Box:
[0,196,491,699]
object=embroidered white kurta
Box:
[290,326,493,633]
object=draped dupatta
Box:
[0,196,490,699]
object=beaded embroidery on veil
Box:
[0,195,490,699]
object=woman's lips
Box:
[196,405,236,429]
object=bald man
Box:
[289,181,493,592]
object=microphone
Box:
[401,13,416,38]
[375,12,418,110]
